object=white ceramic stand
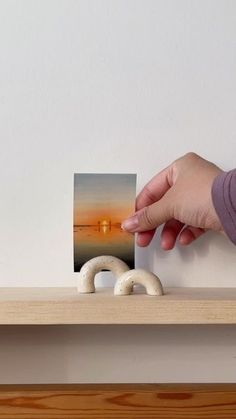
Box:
[114,268,163,296]
[77,255,164,296]
[77,255,130,293]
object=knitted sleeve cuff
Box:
[211,170,236,245]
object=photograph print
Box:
[74,173,136,271]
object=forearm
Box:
[212,169,236,245]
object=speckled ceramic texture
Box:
[114,268,163,296]
[77,255,130,293]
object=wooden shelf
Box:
[1,384,236,418]
[0,287,236,324]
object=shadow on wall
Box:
[0,326,70,384]
[135,229,236,287]
[0,325,236,383]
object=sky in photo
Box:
[74,173,136,226]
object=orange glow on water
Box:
[74,208,131,227]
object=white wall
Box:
[0,0,236,383]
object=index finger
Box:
[136,166,171,211]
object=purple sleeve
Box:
[211,169,236,245]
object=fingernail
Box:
[121,215,139,232]
[161,239,167,249]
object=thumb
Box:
[122,196,171,233]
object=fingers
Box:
[135,222,206,249]
[136,230,156,247]
[125,166,172,247]
[178,226,206,245]
[122,195,172,233]
[161,219,184,250]
[136,166,171,211]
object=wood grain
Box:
[1,287,236,324]
[0,384,236,418]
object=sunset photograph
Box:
[74,173,136,271]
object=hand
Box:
[121,152,224,249]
